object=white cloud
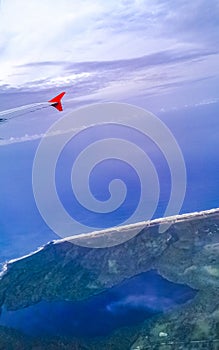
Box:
[0,0,192,87]
[0,0,218,114]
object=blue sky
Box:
[0,1,219,260]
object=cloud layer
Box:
[0,0,218,114]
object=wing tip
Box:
[49,92,66,112]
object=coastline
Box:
[2,206,219,271]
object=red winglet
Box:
[49,92,66,112]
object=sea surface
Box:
[0,101,219,261]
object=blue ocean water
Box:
[0,270,197,337]
[0,102,219,261]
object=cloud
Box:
[0,0,218,89]
[1,47,216,97]
[0,125,91,146]
[0,0,218,116]
[106,294,174,313]
[160,0,219,45]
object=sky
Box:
[0,0,219,111]
[0,0,219,261]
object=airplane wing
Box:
[0,92,66,121]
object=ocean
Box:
[0,101,219,261]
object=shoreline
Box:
[2,206,219,270]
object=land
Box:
[0,208,219,349]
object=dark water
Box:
[0,270,197,338]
